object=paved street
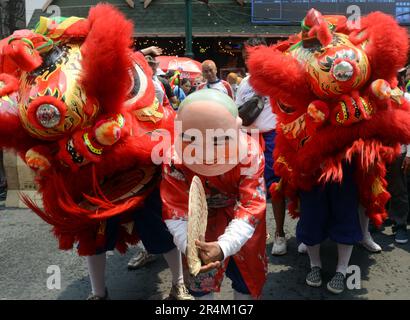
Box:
[0,206,409,300]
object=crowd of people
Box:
[142,50,237,110]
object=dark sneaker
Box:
[306,266,322,287]
[394,225,409,244]
[327,272,345,294]
[0,183,6,207]
[87,288,109,300]
[0,189,6,201]
[383,218,393,227]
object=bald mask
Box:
[175,89,247,177]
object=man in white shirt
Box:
[236,37,288,256]
[197,60,234,99]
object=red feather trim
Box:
[21,166,153,256]
[61,19,90,40]
[247,45,315,118]
[0,73,18,96]
[352,12,409,83]
[80,4,134,115]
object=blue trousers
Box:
[98,188,175,254]
[296,164,362,246]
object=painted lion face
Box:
[289,33,371,99]
[18,44,99,140]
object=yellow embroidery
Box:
[276,156,293,172]
[97,221,106,235]
[281,114,306,139]
[134,98,163,123]
[391,87,404,104]
[116,114,125,128]
[83,132,103,155]
[336,101,348,124]
[372,177,385,196]
[361,97,373,115]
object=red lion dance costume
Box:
[248,9,410,293]
[0,4,190,299]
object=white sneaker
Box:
[271,234,287,256]
[359,236,382,253]
[166,283,195,300]
[127,250,157,269]
[298,243,307,254]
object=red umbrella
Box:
[156,56,202,80]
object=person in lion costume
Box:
[0,4,193,300]
[248,8,410,294]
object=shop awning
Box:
[27,0,301,38]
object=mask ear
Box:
[303,8,333,47]
[247,45,315,109]
[3,37,42,72]
[349,12,409,84]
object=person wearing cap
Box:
[136,47,178,107]
[144,55,171,108]
[154,66,179,108]
[160,89,267,300]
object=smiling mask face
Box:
[175,89,246,177]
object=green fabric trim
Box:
[36,38,54,51]
[289,40,302,51]
[301,19,310,31]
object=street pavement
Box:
[0,206,409,300]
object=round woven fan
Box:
[187,175,208,276]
